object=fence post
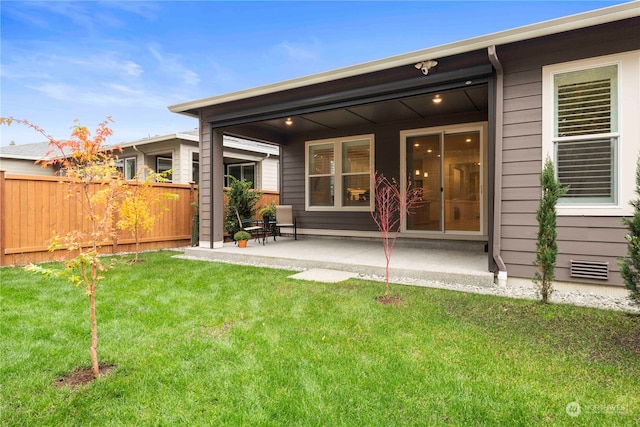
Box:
[0,170,6,266]
[189,181,197,246]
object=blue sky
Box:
[0,0,629,146]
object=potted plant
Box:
[233,230,252,248]
[259,201,276,222]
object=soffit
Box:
[255,84,489,136]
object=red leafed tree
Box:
[370,172,424,297]
[1,116,121,378]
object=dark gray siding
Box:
[498,18,640,286]
[199,117,211,242]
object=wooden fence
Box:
[0,172,197,266]
[0,172,281,266]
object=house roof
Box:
[0,141,53,160]
[168,2,640,117]
[117,130,199,149]
[118,130,279,156]
[0,131,279,163]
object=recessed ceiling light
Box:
[465,138,472,142]
[414,143,420,147]
[285,117,293,126]
[427,149,432,153]
[432,94,442,104]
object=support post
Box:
[212,129,225,248]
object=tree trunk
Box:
[89,289,99,377]
[134,230,139,262]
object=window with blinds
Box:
[553,65,618,204]
[306,135,373,211]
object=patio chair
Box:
[234,207,263,244]
[274,205,297,240]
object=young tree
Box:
[619,157,640,305]
[533,157,567,304]
[370,172,423,298]
[116,166,178,262]
[1,116,121,377]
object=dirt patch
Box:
[54,364,116,389]
[375,294,404,306]
[615,327,640,357]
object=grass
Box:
[1,250,639,426]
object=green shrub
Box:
[233,230,252,241]
[620,157,640,305]
[533,157,567,303]
[225,176,262,237]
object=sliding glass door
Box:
[405,128,481,233]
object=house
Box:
[0,142,54,175]
[170,3,639,292]
[116,131,279,189]
[1,132,280,191]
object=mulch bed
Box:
[375,294,404,305]
[54,364,116,389]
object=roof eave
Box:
[168,2,639,116]
[117,132,199,148]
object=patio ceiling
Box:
[251,84,488,137]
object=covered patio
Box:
[182,237,493,287]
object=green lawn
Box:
[1,251,638,426]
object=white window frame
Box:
[305,134,374,212]
[115,157,137,180]
[156,156,173,182]
[226,162,257,188]
[400,122,487,236]
[542,50,640,216]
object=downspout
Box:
[488,45,508,286]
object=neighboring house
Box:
[169,3,639,292]
[0,132,280,191]
[0,142,54,175]
[117,131,279,189]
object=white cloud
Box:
[275,41,320,62]
[148,45,200,86]
[7,1,158,32]
[69,54,144,77]
[28,82,167,109]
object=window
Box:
[305,134,374,211]
[115,157,137,180]
[543,51,640,216]
[192,152,199,184]
[157,156,173,182]
[553,65,617,204]
[226,163,256,188]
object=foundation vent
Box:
[570,260,609,280]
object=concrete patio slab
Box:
[181,237,495,287]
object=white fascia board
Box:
[224,136,279,155]
[168,2,639,115]
[223,151,265,162]
[0,154,42,160]
[117,133,199,149]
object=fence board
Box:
[1,173,279,265]
[1,174,195,266]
